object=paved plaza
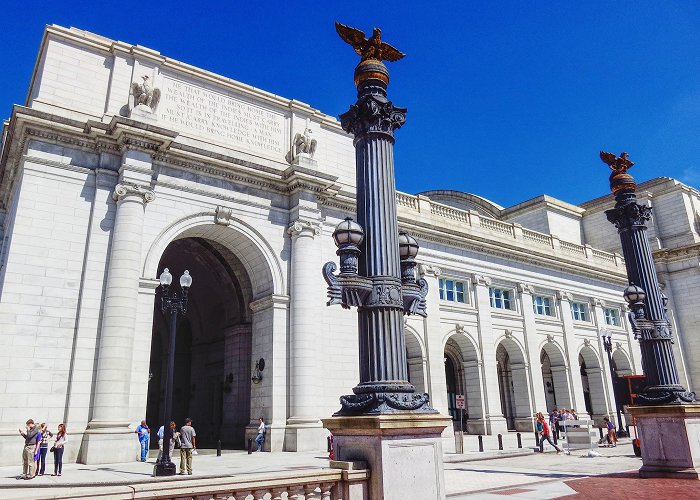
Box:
[2,438,697,499]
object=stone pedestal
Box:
[323,414,451,500]
[629,404,700,479]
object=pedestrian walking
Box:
[18,419,39,480]
[256,417,266,452]
[548,409,559,440]
[52,423,67,476]
[135,420,150,462]
[37,423,53,476]
[178,418,196,475]
[604,417,617,447]
[536,412,561,454]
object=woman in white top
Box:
[52,423,67,476]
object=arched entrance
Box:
[405,328,426,394]
[496,339,531,431]
[540,343,572,412]
[146,237,254,449]
[579,346,607,420]
[444,333,484,434]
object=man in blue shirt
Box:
[135,420,150,462]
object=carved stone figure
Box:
[293,127,317,159]
[335,22,405,63]
[129,76,161,113]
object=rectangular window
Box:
[604,307,621,326]
[489,287,513,310]
[533,296,553,316]
[571,302,588,322]
[439,278,467,304]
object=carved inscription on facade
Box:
[159,78,284,155]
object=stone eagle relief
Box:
[129,75,161,115]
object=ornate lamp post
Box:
[600,329,627,437]
[153,268,192,476]
[601,151,694,405]
[322,23,433,415]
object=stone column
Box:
[82,179,154,463]
[419,265,455,450]
[557,291,591,419]
[517,283,548,417]
[472,274,508,434]
[286,219,326,451]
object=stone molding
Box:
[112,183,155,203]
[418,264,442,278]
[287,220,321,238]
[249,294,290,313]
[472,274,491,286]
[215,206,234,226]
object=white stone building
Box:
[0,26,695,465]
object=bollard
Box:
[478,435,484,452]
[517,432,522,448]
[217,439,222,457]
[534,431,540,447]
[497,434,503,450]
[247,438,253,454]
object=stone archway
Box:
[147,237,254,449]
[496,339,531,431]
[579,346,607,421]
[444,332,484,434]
[405,327,426,394]
[540,342,572,412]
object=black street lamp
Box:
[600,329,627,437]
[153,267,192,477]
[601,151,694,405]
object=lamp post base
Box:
[323,413,451,500]
[153,460,177,477]
[629,404,700,480]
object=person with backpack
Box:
[536,412,561,453]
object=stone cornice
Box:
[653,243,700,263]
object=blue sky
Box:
[1,1,698,208]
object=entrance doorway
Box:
[146,237,253,449]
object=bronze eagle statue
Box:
[335,22,405,63]
[600,151,634,173]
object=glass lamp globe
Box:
[180,270,193,288]
[333,217,364,247]
[623,284,646,304]
[159,268,173,286]
[398,232,419,259]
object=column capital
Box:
[591,297,606,308]
[556,290,573,302]
[418,264,442,278]
[516,283,535,294]
[287,219,321,238]
[472,274,491,286]
[113,183,155,203]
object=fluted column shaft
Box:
[288,221,322,422]
[91,183,154,423]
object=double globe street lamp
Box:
[153,268,192,477]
